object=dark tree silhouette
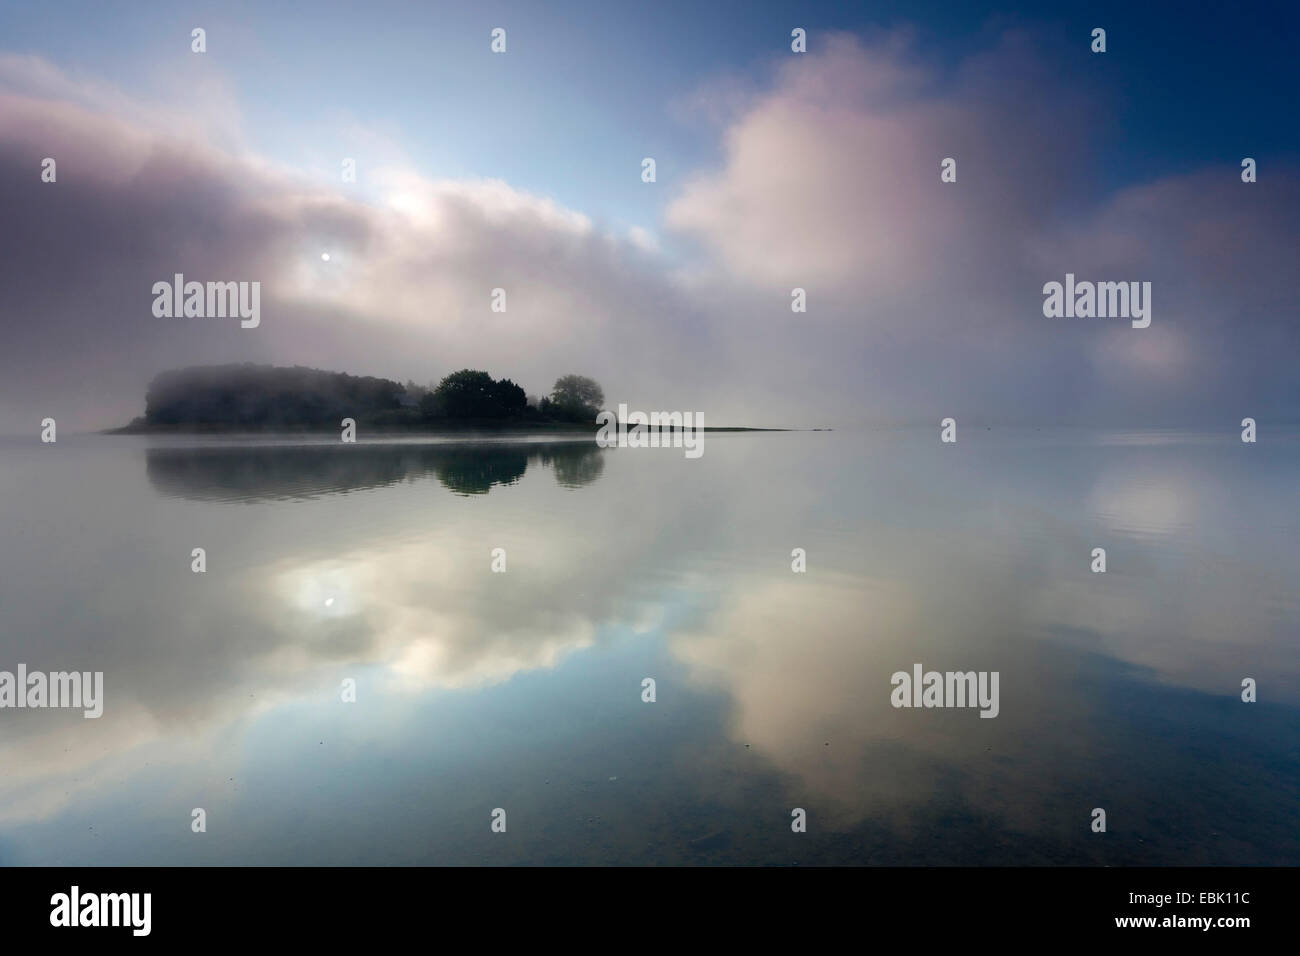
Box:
[423,369,529,420]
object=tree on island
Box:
[545,374,605,422]
[419,369,528,421]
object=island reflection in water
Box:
[145,438,606,500]
[0,429,1297,865]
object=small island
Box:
[108,363,791,434]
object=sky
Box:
[0,0,1297,430]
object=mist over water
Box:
[1,429,1297,864]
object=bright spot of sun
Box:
[285,570,353,620]
[321,252,331,261]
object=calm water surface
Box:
[1,428,1297,864]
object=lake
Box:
[1,428,1297,864]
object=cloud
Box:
[664,31,1300,423]
[666,32,1094,295]
[0,33,1296,433]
